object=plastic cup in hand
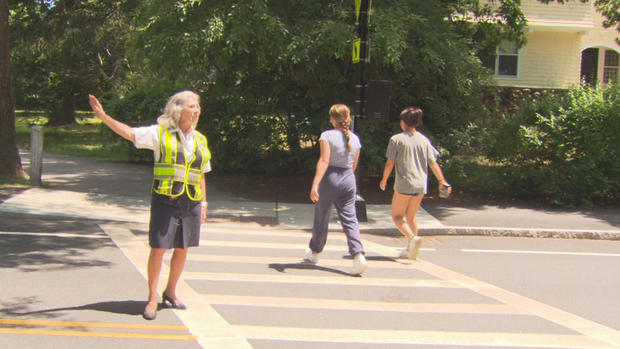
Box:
[439,184,451,199]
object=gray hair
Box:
[157,90,200,129]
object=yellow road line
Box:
[0,318,186,331]
[0,328,196,341]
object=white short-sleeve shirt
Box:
[133,124,212,173]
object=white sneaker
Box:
[407,236,423,260]
[303,249,319,264]
[397,249,409,259]
[351,253,368,275]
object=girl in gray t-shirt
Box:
[379,107,451,260]
[304,104,367,275]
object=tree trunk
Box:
[48,94,76,125]
[0,0,26,179]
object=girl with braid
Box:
[304,104,367,275]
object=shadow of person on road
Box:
[268,263,351,276]
[11,300,148,317]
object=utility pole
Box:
[352,0,370,222]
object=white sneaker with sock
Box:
[407,236,423,260]
[351,253,368,275]
[303,248,319,264]
[397,249,409,259]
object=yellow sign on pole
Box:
[355,0,361,22]
[352,39,361,64]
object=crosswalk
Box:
[104,222,620,349]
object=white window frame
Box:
[602,49,619,87]
[482,40,521,78]
[494,40,520,78]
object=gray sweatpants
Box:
[309,166,365,256]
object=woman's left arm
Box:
[200,175,207,223]
[429,161,451,193]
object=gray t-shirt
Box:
[386,131,438,194]
[319,129,361,168]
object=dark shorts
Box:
[148,192,201,249]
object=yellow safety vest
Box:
[152,126,211,201]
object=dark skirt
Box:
[148,192,201,249]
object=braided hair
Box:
[329,104,353,152]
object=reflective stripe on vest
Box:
[152,126,210,200]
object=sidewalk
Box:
[3,151,619,240]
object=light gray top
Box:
[319,129,361,169]
[386,131,438,194]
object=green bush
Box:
[207,114,314,175]
[485,84,619,206]
[102,78,191,163]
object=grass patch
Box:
[0,177,30,188]
[15,112,131,162]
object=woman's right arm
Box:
[379,158,394,191]
[88,94,135,142]
[310,140,330,203]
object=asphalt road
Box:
[2,215,620,348]
[366,233,620,331]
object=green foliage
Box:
[14,114,129,162]
[207,114,314,175]
[102,76,189,163]
[9,0,137,124]
[126,0,531,174]
[486,90,564,162]
[355,119,396,176]
[486,84,620,206]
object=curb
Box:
[360,226,620,241]
[426,227,620,240]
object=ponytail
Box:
[341,122,352,152]
[329,104,353,152]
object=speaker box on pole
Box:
[366,80,391,121]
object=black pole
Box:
[354,0,369,222]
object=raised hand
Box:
[88,94,106,120]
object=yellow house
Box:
[485,0,619,89]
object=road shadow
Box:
[268,263,351,276]
[5,300,148,317]
[0,218,113,271]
